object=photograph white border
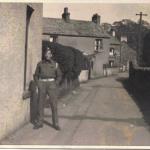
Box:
[0,0,150,149]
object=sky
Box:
[43,3,150,24]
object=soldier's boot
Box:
[33,111,44,129]
[52,119,60,130]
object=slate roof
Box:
[43,18,110,38]
[110,36,120,45]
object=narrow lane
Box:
[1,73,150,145]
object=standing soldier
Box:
[33,47,61,130]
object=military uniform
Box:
[34,59,60,130]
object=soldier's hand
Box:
[35,86,38,94]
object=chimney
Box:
[62,7,70,22]
[92,14,100,24]
[112,30,116,37]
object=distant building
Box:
[43,7,110,77]
[103,24,136,68]
[103,20,137,68]
[0,3,43,141]
[108,33,136,68]
[108,36,120,67]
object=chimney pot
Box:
[64,7,68,13]
[92,13,100,24]
[62,7,70,22]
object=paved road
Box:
[1,72,150,145]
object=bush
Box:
[42,41,85,83]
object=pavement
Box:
[1,72,150,146]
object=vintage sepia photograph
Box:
[0,0,150,149]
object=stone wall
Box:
[129,62,150,91]
[0,3,43,141]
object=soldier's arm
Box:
[34,62,40,85]
[55,63,62,86]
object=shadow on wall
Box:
[116,76,150,132]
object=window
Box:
[109,48,115,56]
[94,39,103,52]
[109,60,114,67]
[49,35,57,43]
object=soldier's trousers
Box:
[37,80,58,126]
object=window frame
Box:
[49,35,57,43]
[109,47,115,56]
[94,38,103,52]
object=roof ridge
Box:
[43,17,92,23]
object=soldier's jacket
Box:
[34,59,62,85]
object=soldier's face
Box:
[45,50,52,60]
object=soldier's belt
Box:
[39,78,55,82]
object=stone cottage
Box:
[43,7,110,78]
